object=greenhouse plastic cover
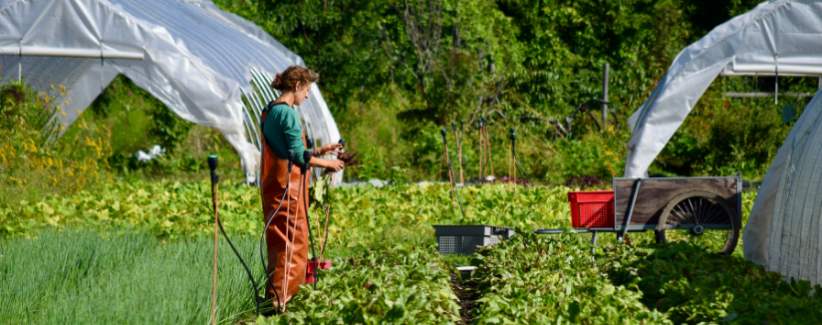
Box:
[744,88,822,285]
[623,0,822,282]
[0,0,341,182]
[624,0,822,178]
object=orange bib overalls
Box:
[259,104,310,305]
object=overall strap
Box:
[261,101,277,130]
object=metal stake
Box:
[603,63,609,128]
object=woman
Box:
[259,66,344,311]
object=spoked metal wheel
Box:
[655,190,740,255]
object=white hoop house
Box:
[623,0,822,284]
[624,0,822,178]
[0,0,341,183]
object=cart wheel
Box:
[655,190,740,255]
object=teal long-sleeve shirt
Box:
[262,102,311,166]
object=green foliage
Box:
[653,77,816,178]
[468,228,822,324]
[0,79,113,205]
[0,229,259,324]
[84,75,245,181]
[0,180,260,241]
[0,79,60,144]
[608,241,822,323]
[470,231,670,324]
[0,178,573,246]
[213,0,783,184]
[4,176,803,325]
[257,244,459,324]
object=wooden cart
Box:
[536,175,743,255]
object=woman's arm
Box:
[316,143,343,156]
[309,157,345,172]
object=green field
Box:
[4,0,822,323]
[5,181,820,324]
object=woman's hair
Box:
[271,66,319,92]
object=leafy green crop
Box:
[470,231,670,324]
[608,242,822,324]
[468,227,822,324]
[0,180,260,240]
[7,176,818,325]
[1,180,573,246]
[257,244,459,324]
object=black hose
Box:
[450,162,466,218]
[442,128,466,218]
[513,150,534,188]
[216,213,261,315]
[510,129,534,188]
[258,185,287,315]
[208,156,263,316]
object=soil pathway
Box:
[451,271,480,325]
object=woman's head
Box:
[271,66,319,105]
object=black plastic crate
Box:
[433,225,515,255]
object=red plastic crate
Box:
[305,259,331,284]
[568,191,615,228]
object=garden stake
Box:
[451,121,461,185]
[282,151,306,313]
[510,129,517,195]
[483,117,494,178]
[442,128,466,218]
[482,117,489,181]
[320,139,345,262]
[459,119,465,185]
[301,151,318,291]
[442,128,455,206]
[508,130,513,192]
[477,117,485,184]
[209,155,219,325]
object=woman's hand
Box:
[323,159,345,172]
[309,157,345,172]
[318,143,343,156]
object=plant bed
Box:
[255,244,460,324]
[451,271,480,325]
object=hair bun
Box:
[270,73,284,90]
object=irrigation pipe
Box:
[442,128,466,218]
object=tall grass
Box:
[0,229,261,324]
